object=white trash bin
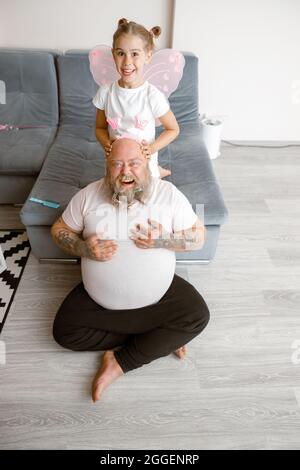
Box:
[201,118,223,160]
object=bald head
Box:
[110,137,144,160]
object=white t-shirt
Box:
[92,81,170,178]
[62,178,198,310]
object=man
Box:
[51,138,210,402]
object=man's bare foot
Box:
[174,345,187,359]
[158,166,172,179]
[92,350,124,402]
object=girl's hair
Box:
[112,18,161,52]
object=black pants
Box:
[53,274,210,373]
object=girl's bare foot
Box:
[174,345,187,359]
[92,350,124,402]
[158,166,172,179]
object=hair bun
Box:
[150,26,161,38]
[118,18,128,27]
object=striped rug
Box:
[0,230,31,334]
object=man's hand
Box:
[130,219,179,250]
[82,234,118,261]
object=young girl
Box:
[92,18,181,179]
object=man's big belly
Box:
[81,241,176,310]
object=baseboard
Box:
[221,140,300,146]
[176,259,210,265]
[39,258,79,264]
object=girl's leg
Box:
[158,165,172,178]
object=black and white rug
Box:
[0,230,31,334]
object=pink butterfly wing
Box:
[143,49,185,98]
[89,44,119,86]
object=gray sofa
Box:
[0,49,59,204]
[0,48,228,263]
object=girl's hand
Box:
[140,140,155,159]
[104,141,113,157]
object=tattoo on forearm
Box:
[153,229,203,251]
[55,229,84,257]
[153,238,187,250]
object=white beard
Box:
[104,170,152,207]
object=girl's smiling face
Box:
[112,34,152,88]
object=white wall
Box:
[0,0,173,51]
[173,0,300,141]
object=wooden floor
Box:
[1,142,300,450]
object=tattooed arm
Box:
[130,218,206,252]
[51,217,118,261]
[155,220,206,252]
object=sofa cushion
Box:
[0,127,57,176]
[167,51,199,125]
[0,50,58,127]
[20,125,103,225]
[0,50,59,178]
[159,121,228,225]
[57,54,98,127]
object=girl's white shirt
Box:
[93,80,170,177]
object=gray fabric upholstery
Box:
[0,128,57,175]
[15,49,228,262]
[0,50,58,127]
[0,50,58,203]
[0,175,37,205]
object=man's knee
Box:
[52,316,79,350]
[187,287,210,333]
[196,299,210,332]
[174,276,209,329]
[53,319,66,348]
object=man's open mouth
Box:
[120,178,135,186]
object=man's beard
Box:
[104,167,153,207]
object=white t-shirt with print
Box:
[62,178,198,310]
[92,80,170,178]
